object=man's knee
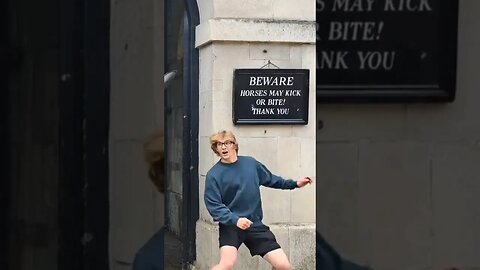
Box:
[221,261,235,270]
[217,256,236,270]
[274,261,291,270]
[217,247,237,270]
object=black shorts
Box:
[218,224,281,257]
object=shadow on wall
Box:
[316,232,463,270]
[132,132,165,270]
[316,231,372,270]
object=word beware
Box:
[249,76,294,86]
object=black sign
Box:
[316,0,458,102]
[233,69,309,124]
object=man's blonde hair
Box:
[209,130,239,156]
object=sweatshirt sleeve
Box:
[204,174,240,226]
[256,159,297,189]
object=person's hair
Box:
[144,132,165,193]
[209,130,238,156]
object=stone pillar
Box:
[109,0,164,268]
[195,1,316,269]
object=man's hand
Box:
[236,217,253,230]
[296,176,313,188]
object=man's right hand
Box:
[236,217,253,230]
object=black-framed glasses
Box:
[216,141,234,147]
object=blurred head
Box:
[144,132,165,193]
[209,130,238,163]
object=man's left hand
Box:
[296,177,313,188]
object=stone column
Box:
[195,1,316,269]
[109,0,164,268]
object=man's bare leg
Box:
[263,248,292,270]
[211,246,238,270]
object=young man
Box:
[204,130,313,270]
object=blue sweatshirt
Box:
[204,156,297,227]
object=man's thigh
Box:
[219,246,238,262]
[263,248,290,268]
[211,246,238,270]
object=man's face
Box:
[216,138,237,163]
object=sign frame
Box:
[316,0,459,103]
[233,69,310,125]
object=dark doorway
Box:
[5,0,62,269]
[164,0,199,268]
[3,0,110,269]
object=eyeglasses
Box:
[216,140,235,147]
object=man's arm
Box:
[256,160,298,189]
[204,175,240,226]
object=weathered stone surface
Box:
[358,142,431,270]
[316,142,360,261]
[431,144,480,269]
[289,226,316,270]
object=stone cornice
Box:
[195,18,316,48]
